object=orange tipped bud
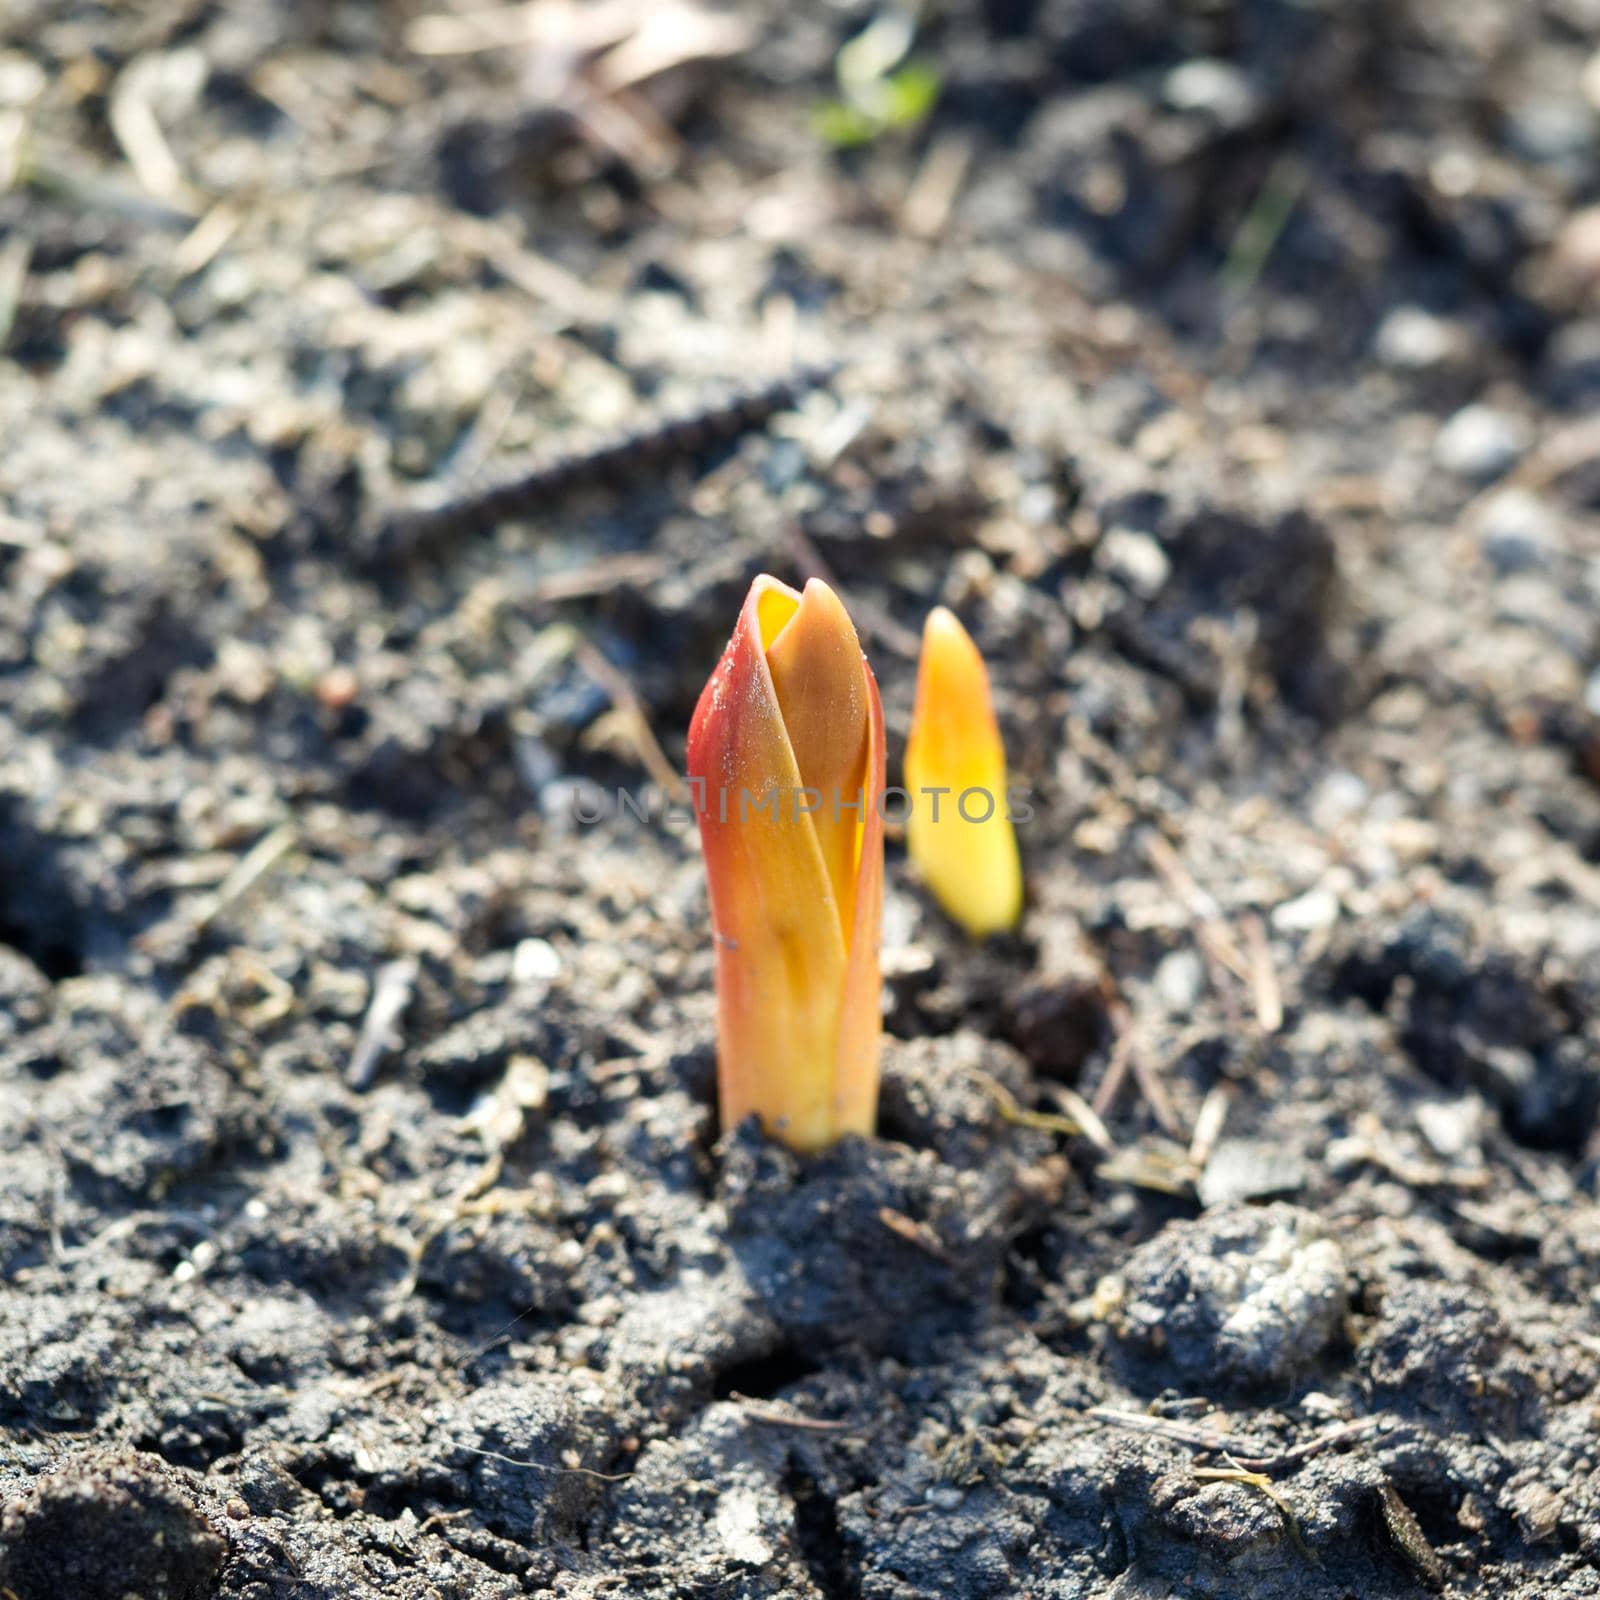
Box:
[904,606,1023,938]
[687,575,885,1151]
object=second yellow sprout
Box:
[903,607,1023,938]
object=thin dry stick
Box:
[1228,1418,1387,1476]
[1087,1406,1385,1476]
[172,202,240,278]
[108,60,199,212]
[574,640,689,804]
[902,130,974,239]
[1046,1085,1118,1156]
[729,1395,858,1433]
[1093,997,1182,1139]
[448,377,522,485]
[1464,413,1600,509]
[1144,831,1251,985]
[0,235,30,351]
[373,366,837,562]
[192,824,297,932]
[1089,998,1136,1122]
[1187,1084,1231,1171]
[454,1444,632,1483]
[1241,913,1282,1033]
[455,211,612,323]
[347,957,421,1091]
[525,552,668,604]
[1088,1406,1271,1457]
[1125,1032,1181,1139]
[966,1062,1116,1153]
[416,1509,474,1537]
[879,1207,951,1262]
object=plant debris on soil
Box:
[3,1,1600,1597]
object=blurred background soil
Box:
[2,0,1600,1596]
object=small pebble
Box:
[1163,58,1260,129]
[881,943,936,981]
[1300,1391,1348,1421]
[514,735,561,798]
[1430,147,1479,198]
[1097,527,1171,597]
[513,938,562,985]
[1542,319,1600,403]
[1310,770,1368,830]
[1503,99,1597,168]
[1374,306,1461,371]
[1415,1096,1483,1161]
[1552,208,1600,296]
[1478,487,1560,573]
[315,666,360,710]
[1153,948,1205,1010]
[1434,404,1529,481]
[0,52,46,106]
[1271,885,1340,933]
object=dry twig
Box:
[1087,1406,1386,1475]
[1144,831,1251,985]
[729,1395,858,1433]
[969,1065,1116,1154]
[0,234,30,353]
[879,1206,950,1261]
[347,957,421,1091]
[902,131,974,239]
[1242,913,1283,1033]
[1092,997,1182,1139]
[191,824,298,933]
[575,640,688,804]
[1187,1084,1231,1170]
[108,55,202,213]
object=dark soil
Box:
[3,1,1600,1596]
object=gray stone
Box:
[1153,948,1204,1010]
[1435,404,1530,481]
[1543,317,1600,403]
[1478,487,1560,573]
[1374,306,1462,371]
[1504,99,1597,167]
[1163,59,1261,129]
[1098,526,1172,597]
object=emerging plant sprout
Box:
[687,575,886,1152]
[904,606,1023,938]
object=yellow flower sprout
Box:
[903,606,1023,938]
[687,575,886,1151]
